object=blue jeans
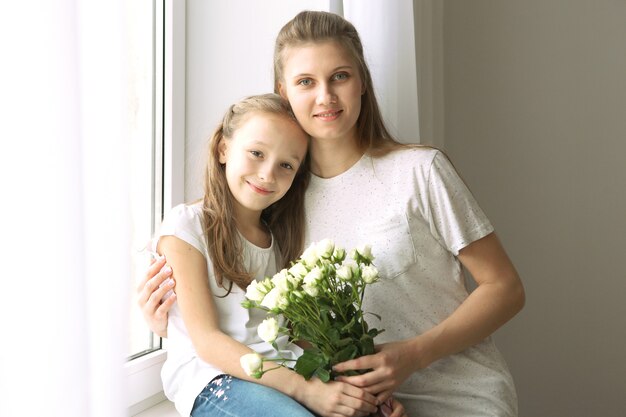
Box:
[191,374,319,417]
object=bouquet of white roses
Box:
[240,239,383,382]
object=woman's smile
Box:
[313,109,343,121]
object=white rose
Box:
[289,262,309,278]
[240,353,263,378]
[336,264,353,281]
[357,244,374,262]
[271,269,290,292]
[332,247,346,262]
[245,280,268,302]
[257,317,279,343]
[361,265,379,284]
[261,287,283,310]
[287,271,303,288]
[303,283,320,297]
[316,239,335,259]
[303,267,323,286]
[300,243,319,266]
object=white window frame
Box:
[126,0,186,413]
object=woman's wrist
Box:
[410,330,442,370]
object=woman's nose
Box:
[316,84,337,106]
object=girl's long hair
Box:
[273,10,410,156]
[202,93,310,296]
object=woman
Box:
[139,11,525,417]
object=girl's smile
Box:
[246,181,273,195]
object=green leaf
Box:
[365,311,382,321]
[368,328,384,338]
[359,334,375,355]
[294,350,326,380]
[315,367,331,382]
[333,344,358,363]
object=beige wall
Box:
[439,1,626,415]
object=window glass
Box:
[128,0,162,359]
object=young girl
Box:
[153,93,382,417]
[141,11,525,417]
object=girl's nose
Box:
[258,164,276,183]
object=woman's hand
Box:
[375,397,407,417]
[135,256,176,338]
[332,339,423,404]
[295,378,379,417]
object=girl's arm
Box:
[333,232,525,403]
[159,235,379,417]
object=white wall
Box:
[184,0,331,200]
[441,1,626,416]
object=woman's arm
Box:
[333,232,525,402]
[135,255,175,338]
[159,235,379,417]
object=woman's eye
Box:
[280,162,294,170]
[298,78,312,86]
[333,72,348,81]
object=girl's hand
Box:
[297,378,379,417]
[332,339,424,404]
[135,256,176,338]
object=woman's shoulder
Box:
[371,144,443,173]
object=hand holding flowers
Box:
[240,239,384,382]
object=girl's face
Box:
[278,41,363,144]
[219,112,308,219]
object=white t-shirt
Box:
[304,148,518,416]
[155,203,301,417]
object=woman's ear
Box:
[218,138,228,164]
[277,82,287,99]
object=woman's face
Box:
[278,41,363,144]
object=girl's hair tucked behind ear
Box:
[274,10,408,156]
[202,93,310,296]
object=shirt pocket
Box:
[357,213,416,279]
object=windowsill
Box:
[126,349,168,414]
[133,399,177,417]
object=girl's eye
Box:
[250,150,263,158]
[332,72,348,81]
[298,78,312,87]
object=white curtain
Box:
[343,0,421,143]
[0,1,129,416]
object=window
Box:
[128,0,163,360]
[126,0,186,412]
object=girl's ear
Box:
[218,138,228,164]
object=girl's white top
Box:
[155,202,301,417]
[304,148,518,416]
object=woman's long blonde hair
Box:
[202,93,310,296]
[273,10,408,156]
